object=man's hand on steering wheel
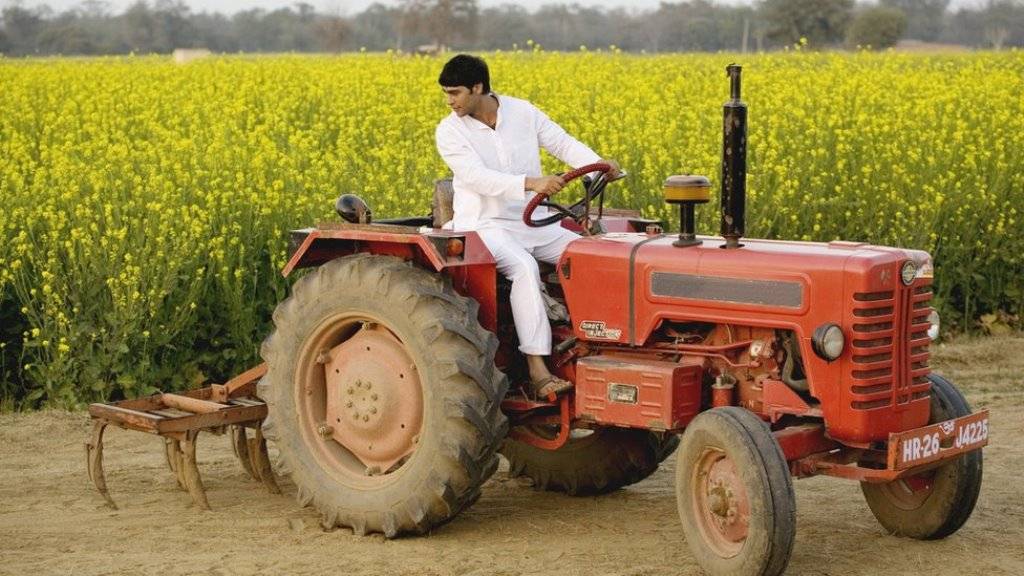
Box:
[522,161,626,228]
[601,158,622,179]
[525,175,566,196]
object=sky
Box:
[9,0,993,17]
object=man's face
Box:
[442,84,483,117]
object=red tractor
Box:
[89,65,986,576]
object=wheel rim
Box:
[877,471,936,510]
[296,313,424,483]
[691,448,750,558]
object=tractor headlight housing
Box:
[927,309,941,341]
[900,260,917,286]
[812,323,845,362]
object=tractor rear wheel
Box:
[258,254,508,537]
[676,407,795,576]
[861,373,983,539]
[500,427,669,495]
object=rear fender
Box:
[283,224,498,331]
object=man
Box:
[434,54,620,398]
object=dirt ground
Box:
[2,336,1023,576]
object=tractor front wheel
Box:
[676,407,796,576]
[258,255,508,537]
[860,373,983,539]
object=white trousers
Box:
[476,219,579,356]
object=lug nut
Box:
[317,423,334,437]
[362,415,369,422]
[364,382,372,390]
[369,407,377,414]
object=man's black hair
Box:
[438,54,491,94]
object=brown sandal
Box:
[532,375,573,400]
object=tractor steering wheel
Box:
[522,162,627,228]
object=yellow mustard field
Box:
[1,51,1022,407]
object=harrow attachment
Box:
[86,364,279,510]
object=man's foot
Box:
[531,374,573,401]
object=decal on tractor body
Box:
[579,320,622,340]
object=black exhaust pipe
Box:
[721,64,747,249]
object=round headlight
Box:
[927,309,940,341]
[812,323,845,361]
[900,261,917,286]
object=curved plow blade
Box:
[85,421,117,510]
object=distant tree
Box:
[847,6,907,49]
[399,0,478,50]
[37,16,98,54]
[651,1,752,52]
[880,0,947,41]
[980,0,1023,49]
[477,4,531,49]
[192,11,238,52]
[759,0,854,47]
[315,14,349,52]
[351,3,404,50]
[153,0,196,49]
[1,5,47,55]
[121,2,158,52]
[531,4,586,50]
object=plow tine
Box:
[168,439,187,490]
[85,421,118,510]
[231,425,258,480]
[181,430,211,510]
[164,438,178,473]
[250,426,281,495]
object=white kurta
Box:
[435,94,602,355]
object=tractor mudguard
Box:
[282,223,499,331]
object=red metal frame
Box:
[762,379,822,422]
[504,395,573,450]
[282,225,499,332]
[773,410,988,483]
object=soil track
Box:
[2,337,1023,576]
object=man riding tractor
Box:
[435,54,621,399]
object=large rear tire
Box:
[861,373,983,539]
[676,407,796,576]
[258,254,508,537]
[500,427,668,496]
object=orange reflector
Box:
[446,238,465,257]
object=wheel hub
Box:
[880,471,936,509]
[323,324,423,473]
[693,449,750,557]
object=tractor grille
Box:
[849,281,933,410]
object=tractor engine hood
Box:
[560,233,930,346]
[559,232,934,442]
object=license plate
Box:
[888,410,990,471]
